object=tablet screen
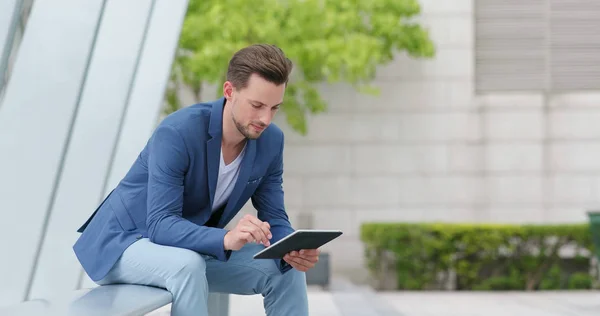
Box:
[253,229,343,259]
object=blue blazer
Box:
[73,97,295,282]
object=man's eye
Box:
[252,104,261,108]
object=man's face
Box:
[226,74,285,140]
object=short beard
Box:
[233,115,256,139]
[231,99,258,140]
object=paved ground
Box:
[148,278,600,316]
[229,290,600,316]
[379,291,600,316]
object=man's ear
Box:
[223,81,234,100]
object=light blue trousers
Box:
[96,238,309,316]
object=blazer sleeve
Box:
[251,134,295,273]
[146,124,232,261]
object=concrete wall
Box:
[263,0,600,280]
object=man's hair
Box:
[226,44,293,89]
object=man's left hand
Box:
[283,249,320,272]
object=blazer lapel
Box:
[219,139,256,226]
[206,136,220,209]
[206,97,225,208]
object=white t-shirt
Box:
[212,144,246,212]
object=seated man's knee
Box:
[261,260,283,277]
[164,251,208,296]
[282,267,306,285]
[259,261,306,293]
[171,250,207,279]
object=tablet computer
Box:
[253,229,343,259]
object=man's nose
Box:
[258,109,273,126]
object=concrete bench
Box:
[0,285,229,316]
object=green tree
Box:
[166,0,435,135]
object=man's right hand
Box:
[223,214,272,251]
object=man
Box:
[73,44,318,316]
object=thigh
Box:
[205,243,281,295]
[98,238,207,289]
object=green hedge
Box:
[360,223,595,291]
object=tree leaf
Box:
[164,0,436,135]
